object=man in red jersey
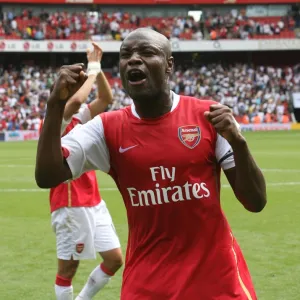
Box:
[36,28,267,300]
[46,42,123,300]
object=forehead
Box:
[120,35,164,52]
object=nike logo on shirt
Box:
[119,145,138,153]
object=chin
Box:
[127,86,153,101]
[132,92,156,102]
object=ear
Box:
[166,56,174,75]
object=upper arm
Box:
[62,156,73,182]
[61,115,110,179]
[215,134,235,171]
[223,167,236,192]
[215,119,241,190]
[215,133,237,190]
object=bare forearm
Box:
[97,71,113,104]
[89,71,113,117]
[231,137,267,212]
[35,100,71,188]
[64,74,96,120]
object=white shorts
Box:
[51,200,121,260]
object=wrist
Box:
[87,61,101,76]
[47,95,66,112]
[87,73,97,78]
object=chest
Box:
[108,113,217,180]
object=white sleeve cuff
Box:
[74,104,92,125]
[62,139,86,180]
[220,152,235,170]
[61,115,110,179]
[61,117,72,135]
[215,134,236,170]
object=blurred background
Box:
[0,0,299,136]
[0,1,300,300]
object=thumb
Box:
[59,87,70,101]
[57,77,70,100]
[79,71,87,84]
[79,70,86,80]
[204,111,210,121]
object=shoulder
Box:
[180,95,217,111]
[178,95,218,139]
[100,106,131,124]
[178,95,218,120]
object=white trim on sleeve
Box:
[215,134,235,170]
[61,115,110,179]
[73,103,92,125]
[61,117,72,135]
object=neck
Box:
[134,90,173,119]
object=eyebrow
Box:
[120,43,161,52]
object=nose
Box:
[128,52,143,66]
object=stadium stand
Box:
[0,62,299,131]
[0,7,299,41]
[0,2,299,131]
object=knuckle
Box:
[59,70,67,77]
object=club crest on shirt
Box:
[76,243,84,254]
[178,125,201,149]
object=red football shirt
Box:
[61,92,257,300]
[50,104,101,213]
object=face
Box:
[119,33,173,101]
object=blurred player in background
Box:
[48,42,123,300]
[36,29,267,300]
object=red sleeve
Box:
[61,147,70,159]
[39,119,43,135]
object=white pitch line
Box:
[0,164,34,168]
[261,169,300,173]
[222,182,300,187]
[0,182,299,193]
[1,165,300,173]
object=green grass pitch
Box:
[0,131,300,299]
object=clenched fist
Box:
[50,63,88,102]
[204,104,243,145]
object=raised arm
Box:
[205,104,267,213]
[89,71,114,118]
[88,43,114,118]
[35,64,87,188]
[63,42,103,121]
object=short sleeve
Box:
[215,134,235,170]
[61,104,92,135]
[61,115,110,179]
[61,117,72,135]
[215,118,241,170]
[73,104,91,125]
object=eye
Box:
[142,51,155,56]
[120,52,131,59]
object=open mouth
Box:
[127,70,147,85]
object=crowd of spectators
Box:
[0,7,298,41]
[205,9,297,40]
[0,63,298,131]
